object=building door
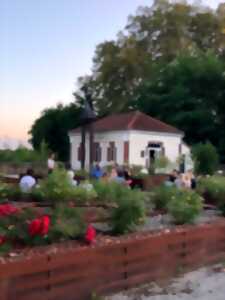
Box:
[147,142,163,168]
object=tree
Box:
[29,103,82,161]
[192,142,219,175]
[135,52,225,156]
[74,1,225,114]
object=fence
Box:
[0,220,225,300]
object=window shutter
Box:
[124,141,129,163]
[113,147,117,162]
[78,144,81,161]
[107,147,111,161]
[98,146,102,162]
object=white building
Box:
[69,111,191,171]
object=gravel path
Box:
[106,264,225,300]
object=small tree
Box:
[192,142,219,175]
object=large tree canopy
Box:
[76,0,225,115]
[30,0,225,162]
[29,104,82,161]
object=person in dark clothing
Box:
[169,169,178,183]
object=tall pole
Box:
[81,125,86,170]
[80,84,96,172]
[89,123,94,172]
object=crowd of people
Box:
[165,169,196,190]
[18,152,196,193]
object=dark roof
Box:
[70,111,183,135]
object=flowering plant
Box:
[85,225,96,244]
[0,204,19,216]
[29,215,50,237]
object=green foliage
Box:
[37,168,96,204]
[0,145,48,165]
[74,169,89,178]
[70,185,97,204]
[154,156,170,170]
[50,205,85,240]
[37,168,78,203]
[197,176,225,215]
[93,181,132,204]
[167,190,203,224]
[0,182,11,200]
[192,142,219,175]
[111,188,146,234]
[29,103,82,161]
[150,186,177,210]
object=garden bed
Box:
[0,219,225,300]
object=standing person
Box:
[47,153,56,174]
[91,164,103,180]
[188,169,197,189]
[65,162,77,187]
[19,169,36,193]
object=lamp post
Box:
[80,86,96,171]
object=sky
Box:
[0,0,221,142]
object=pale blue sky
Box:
[0,0,221,140]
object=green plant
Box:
[150,186,178,210]
[71,186,97,204]
[192,142,219,175]
[111,188,146,234]
[36,168,78,204]
[50,205,85,241]
[74,169,89,178]
[197,176,225,215]
[167,190,203,224]
[154,156,170,170]
[0,183,11,200]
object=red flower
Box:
[0,236,5,246]
[85,225,96,244]
[29,219,42,237]
[29,216,50,237]
[0,204,19,217]
[39,216,50,236]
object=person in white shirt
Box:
[47,153,56,174]
[19,169,36,193]
[65,162,77,187]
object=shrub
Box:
[111,188,146,234]
[167,190,203,224]
[75,169,89,178]
[0,183,10,201]
[192,142,219,175]
[150,186,177,210]
[50,205,85,240]
[197,176,225,215]
[93,181,130,204]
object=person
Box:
[110,168,129,186]
[19,169,36,193]
[109,167,118,181]
[91,164,103,180]
[182,173,191,189]
[174,172,183,189]
[187,169,197,189]
[65,162,77,187]
[47,153,56,174]
[169,169,178,183]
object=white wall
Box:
[69,130,187,170]
[69,131,130,170]
[129,130,183,167]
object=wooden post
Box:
[81,126,86,170]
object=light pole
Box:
[80,86,96,171]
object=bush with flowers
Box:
[167,189,203,225]
[0,202,89,255]
[36,168,97,204]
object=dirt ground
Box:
[106,264,225,300]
